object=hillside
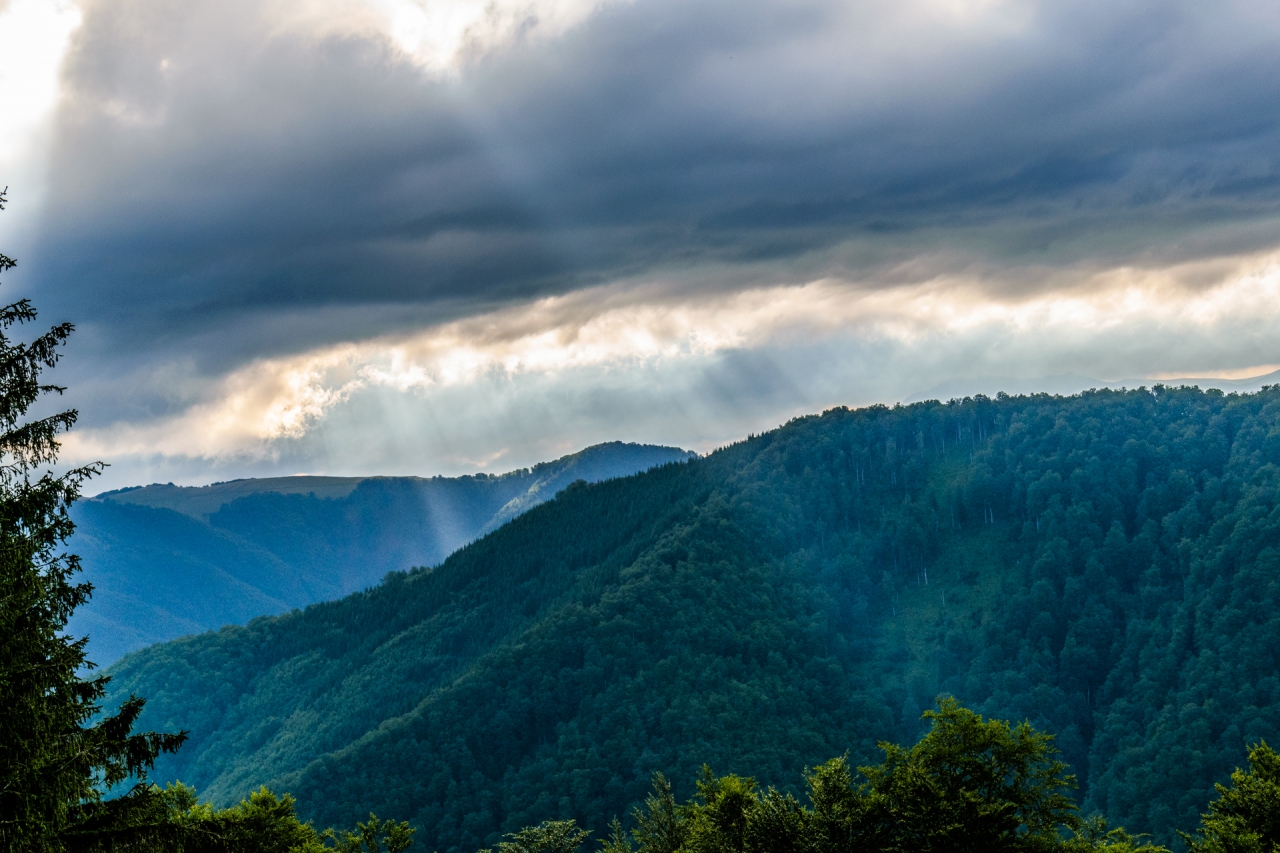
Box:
[70,442,694,665]
[103,388,1280,850]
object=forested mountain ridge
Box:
[69,442,694,665]
[103,387,1280,851]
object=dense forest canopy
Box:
[494,699,1280,853]
[105,385,1280,851]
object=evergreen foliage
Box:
[0,189,185,851]
[105,384,1280,850]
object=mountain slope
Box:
[71,442,694,665]
[103,388,1280,850]
[66,501,301,657]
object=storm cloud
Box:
[6,0,1280,484]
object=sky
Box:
[2,0,1280,489]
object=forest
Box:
[100,385,1280,851]
[44,697,1280,851]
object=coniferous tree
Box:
[0,189,185,852]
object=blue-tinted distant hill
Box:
[69,442,695,665]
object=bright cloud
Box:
[266,0,620,72]
[14,0,1280,488]
[0,0,80,183]
[61,247,1280,476]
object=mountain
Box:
[70,442,695,666]
[102,388,1280,850]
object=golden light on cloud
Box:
[61,248,1280,466]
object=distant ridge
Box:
[96,476,368,518]
[905,368,1280,403]
[70,442,695,665]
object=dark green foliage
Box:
[188,788,331,853]
[104,385,1280,849]
[1182,742,1280,853]
[684,770,758,853]
[629,776,686,853]
[483,820,588,853]
[331,813,416,853]
[594,703,1163,853]
[0,189,185,851]
[65,784,414,853]
[856,697,1079,852]
[70,443,694,665]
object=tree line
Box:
[492,698,1280,853]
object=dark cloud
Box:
[18,0,1280,426]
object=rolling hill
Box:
[101,387,1280,850]
[70,442,695,665]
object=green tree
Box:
[508,698,1172,853]
[1183,742,1280,853]
[859,697,1081,852]
[666,699,1088,853]
[803,758,864,853]
[741,787,807,853]
[599,819,634,853]
[0,188,185,851]
[683,769,757,853]
[1060,818,1165,853]
[486,820,589,853]
[166,786,328,853]
[629,774,687,853]
[331,812,415,853]
[142,784,415,853]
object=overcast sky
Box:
[2,0,1280,489]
